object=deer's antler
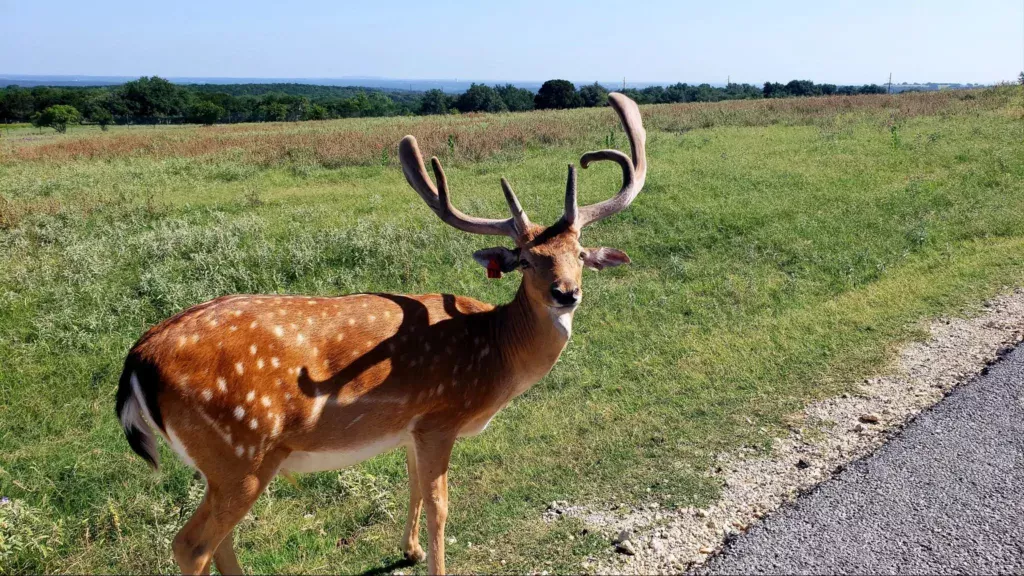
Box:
[399,136,529,238]
[564,92,648,227]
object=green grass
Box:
[2,88,1023,574]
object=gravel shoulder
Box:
[565,289,1024,574]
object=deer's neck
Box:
[489,283,573,394]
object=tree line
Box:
[0,76,890,131]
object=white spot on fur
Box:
[235,362,244,375]
[229,325,238,332]
[246,391,256,403]
[271,357,280,368]
[191,334,200,344]
[249,321,258,329]
[479,346,490,358]
[274,326,284,337]
[250,344,258,355]
[234,406,245,420]
[247,445,255,460]
[256,358,265,369]
[235,445,244,458]
[261,396,272,407]
[347,318,355,326]
[249,418,259,430]
[297,333,305,344]
[201,390,213,402]
[217,377,228,392]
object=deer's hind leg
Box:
[401,446,426,564]
[213,531,242,575]
[172,450,287,575]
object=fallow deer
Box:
[115,93,647,575]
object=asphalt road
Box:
[700,345,1024,575]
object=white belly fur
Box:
[281,433,406,473]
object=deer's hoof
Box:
[403,546,427,564]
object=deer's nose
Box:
[550,283,581,307]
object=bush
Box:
[31,105,81,134]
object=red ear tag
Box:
[486,257,503,279]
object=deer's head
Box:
[399,93,647,319]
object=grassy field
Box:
[1,87,1023,574]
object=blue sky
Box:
[1,0,1021,84]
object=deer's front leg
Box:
[413,433,455,575]
[402,446,426,564]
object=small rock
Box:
[650,539,665,553]
[795,458,810,469]
[447,537,457,545]
[853,423,865,432]
[613,530,632,544]
[706,519,716,529]
[695,509,707,518]
[699,546,714,554]
[859,413,880,424]
[615,540,637,556]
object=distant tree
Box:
[534,80,582,109]
[261,102,289,122]
[188,101,225,125]
[116,76,187,121]
[304,103,329,120]
[494,84,534,111]
[455,83,507,113]
[0,86,36,122]
[1019,71,1024,86]
[91,107,114,131]
[762,82,787,98]
[578,82,610,107]
[419,89,453,115]
[31,104,81,133]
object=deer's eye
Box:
[519,259,531,269]
[579,251,586,261]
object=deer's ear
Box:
[582,247,631,270]
[472,247,520,273]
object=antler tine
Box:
[572,93,648,227]
[500,177,531,234]
[398,135,520,238]
[563,164,578,225]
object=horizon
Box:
[2,1,1021,86]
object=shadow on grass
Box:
[359,556,418,576]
